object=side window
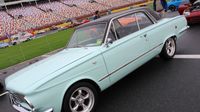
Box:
[107,23,117,42]
[136,12,153,29]
[107,30,116,42]
[113,14,139,39]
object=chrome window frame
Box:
[111,21,119,40]
[135,13,141,30]
[135,11,155,30]
[103,9,157,45]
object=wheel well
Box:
[171,36,177,40]
[73,79,101,93]
[164,36,177,45]
[61,79,101,112]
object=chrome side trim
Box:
[99,43,163,82]
[178,26,190,34]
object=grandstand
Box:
[0,0,145,38]
[0,0,150,69]
[38,1,90,18]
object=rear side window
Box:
[135,12,153,29]
[113,14,140,38]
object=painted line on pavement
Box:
[174,55,200,59]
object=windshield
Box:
[68,23,107,48]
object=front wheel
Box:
[160,38,176,60]
[62,82,98,112]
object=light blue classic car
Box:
[5,7,188,112]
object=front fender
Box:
[60,76,99,109]
[24,77,101,112]
[25,54,110,112]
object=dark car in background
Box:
[178,0,200,23]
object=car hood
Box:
[5,47,98,94]
[190,10,200,16]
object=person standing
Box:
[161,0,168,12]
[93,10,100,20]
[153,0,164,12]
[153,0,157,11]
[153,0,168,12]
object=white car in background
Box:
[0,42,9,48]
[11,32,34,45]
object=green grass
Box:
[0,28,74,70]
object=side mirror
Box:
[107,38,113,44]
[105,38,113,47]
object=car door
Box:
[135,12,163,55]
[100,13,150,84]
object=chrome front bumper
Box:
[8,92,53,112]
[12,104,53,112]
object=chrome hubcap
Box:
[69,87,94,112]
[166,38,175,56]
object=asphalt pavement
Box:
[96,59,200,112]
[1,12,200,112]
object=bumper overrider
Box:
[7,91,53,112]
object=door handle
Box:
[140,34,147,39]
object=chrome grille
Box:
[8,92,36,112]
[9,92,25,104]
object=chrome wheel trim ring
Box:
[69,87,95,112]
[166,38,175,56]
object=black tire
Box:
[27,38,31,41]
[0,80,4,92]
[13,42,17,45]
[169,5,177,11]
[160,38,176,60]
[62,82,98,112]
